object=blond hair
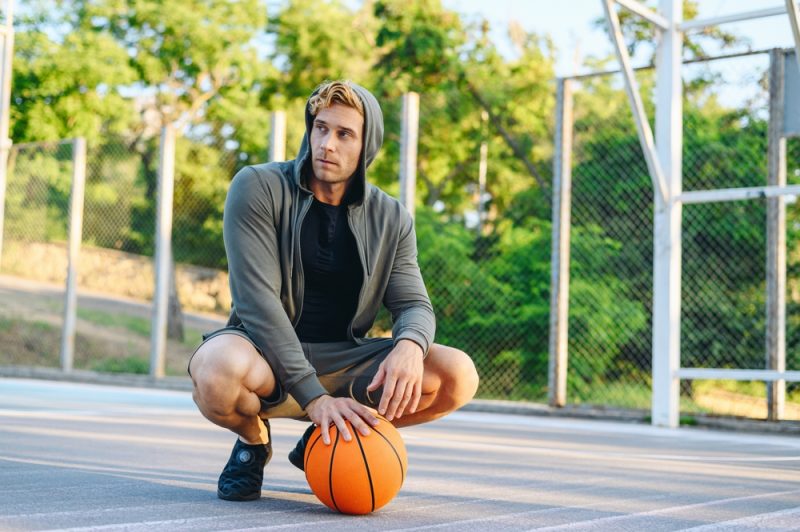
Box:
[308,80,364,116]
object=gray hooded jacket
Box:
[222,83,435,408]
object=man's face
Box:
[309,103,364,186]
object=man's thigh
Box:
[188,328,276,399]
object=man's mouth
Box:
[318,158,337,166]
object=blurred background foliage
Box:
[6,0,799,408]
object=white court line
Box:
[411,430,800,464]
[2,502,215,521]
[381,493,674,532]
[524,488,800,531]
[0,455,219,480]
[0,409,214,429]
[37,506,314,532]
[212,477,636,532]
[638,453,800,463]
[445,412,800,449]
[0,424,227,448]
[680,506,800,531]
[0,378,194,400]
[405,435,800,483]
[20,470,618,532]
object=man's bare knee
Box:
[190,335,276,415]
[425,345,479,411]
[441,347,479,407]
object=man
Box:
[189,80,479,502]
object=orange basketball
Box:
[303,414,407,515]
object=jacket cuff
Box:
[290,373,328,409]
[394,331,431,358]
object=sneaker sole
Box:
[217,489,261,501]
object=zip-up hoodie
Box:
[222,83,435,408]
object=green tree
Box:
[12,1,137,143]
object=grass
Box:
[91,356,150,374]
[76,307,204,348]
[77,308,151,337]
[0,315,199,376]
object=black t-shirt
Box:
[295,198,363,342]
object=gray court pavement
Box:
[1,378,799,531]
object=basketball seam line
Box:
[329,430,341,513]
[305,432,322,472]
[353,430,376,513]
[372,425,405,481]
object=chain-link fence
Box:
[408,88,552,402]
[3,51,798,422]
[566,50,800,420]
[0,141,72,367]
[0,134,239,376]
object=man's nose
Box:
[320,134,334,152]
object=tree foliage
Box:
[10,0,787,402]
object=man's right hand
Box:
[305,395,380,445]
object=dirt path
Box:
[0,275,226,375]
[0,274,226,331]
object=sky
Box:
[442,0,796,77]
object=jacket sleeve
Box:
[224,167,327,408]
[383,213,436,355]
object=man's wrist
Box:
[397,339,424,356]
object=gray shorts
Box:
[189,325,394,420]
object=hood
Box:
[293,82,384,205]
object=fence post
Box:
[269,110,287,162]
[549,78,573,408]
[476,110,489,232]
[60,137,87,372]
[150,124,176,379]
[650,0,683,429]
[399,92,419,218]
[766,48,787,420]
[0,0,14,270]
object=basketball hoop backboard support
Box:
[602,0,800,428]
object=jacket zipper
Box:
[347,206,369,343]
[291,195,313,327]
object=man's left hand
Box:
[366,339,424,421]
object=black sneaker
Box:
[217,419,273,501]
[287,424,316,471]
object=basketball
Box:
[303,414,407,514]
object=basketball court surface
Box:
[1,377,799,531]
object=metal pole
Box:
[786,0,800,71]
[602,0,669,204]
[0,0,15,270]
[399,92,419,219]
[60,137,87,373]
[549,78,574,408]
[150,124,176,379]
[679,6,788,31]
[615,0,669,29]
[476,110,488,232]
[269,110,286,162]
[651,0,683,428]
[766,49,787,421]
